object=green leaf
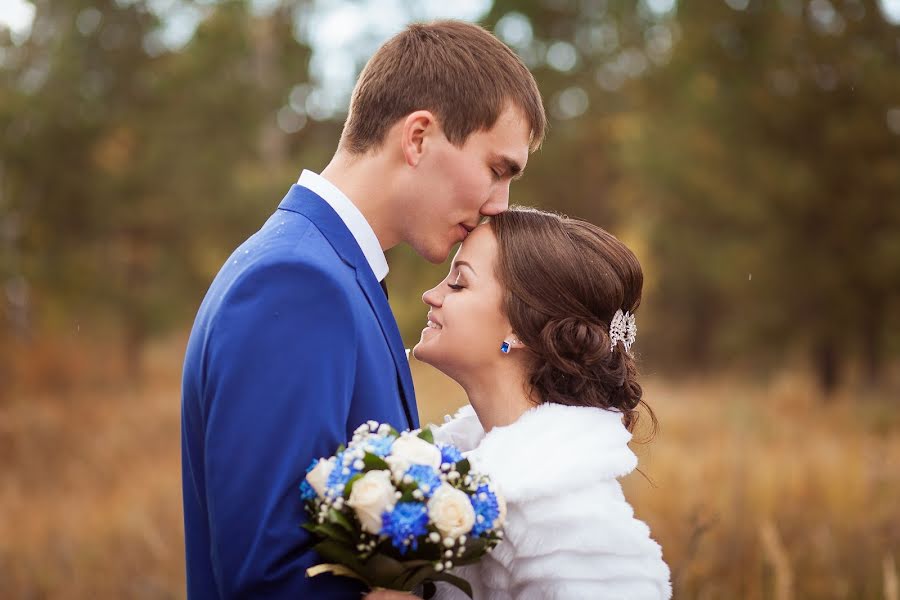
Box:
[357,553,406,587]
[456,459,470,478]
[454,537,489,565]
[312,522,354,545]
[313,540,367,574]
[363,452,390,471]
[429,571,474,599]
[415,536,444,561]
[417,428,435,444]
[397,564,438,592]
[328,508,356,534]
[301,522,317,534]
[399,559,433,569]
[304,522,332,538]
[343,473,363,498]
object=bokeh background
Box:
[2,0,899,597]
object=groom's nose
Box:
[479,183,511,217]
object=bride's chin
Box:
[411,343,430,364]
[412,345,446,373]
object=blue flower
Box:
[470,484,500,537]
[438,444,463,466]
[363,435,395,458]
[325,451,360,496]
[404,464,442,496]
[381,502,429,554]
[299,459,319,501]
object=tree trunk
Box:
[121,231,150,387]
[688,291,716,372]
[253,15,286,166]
[814,336,841,398]
[124,316,145,386]
[861,296,884,388]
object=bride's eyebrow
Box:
[452,260,477,276]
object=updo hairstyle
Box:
[489,207,656,435]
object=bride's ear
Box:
[503,334,526,351]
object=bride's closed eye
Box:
[447,271,466,291]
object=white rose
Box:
[305,458,334,499]
[427,484,476,539]
[385,434,442,478]
[347,470,396,534]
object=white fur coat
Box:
[430,402,672,600]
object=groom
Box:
[181,19,545,599]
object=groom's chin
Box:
[412,236,455,265]
[423,246,452,265]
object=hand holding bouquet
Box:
[300,421,505,598]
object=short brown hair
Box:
[489,207,657,438]
[340,20,546,154]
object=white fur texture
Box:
[431,403,672,600]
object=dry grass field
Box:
[1,334,898,599]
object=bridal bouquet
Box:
[300,421,505,598]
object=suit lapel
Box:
[277,185,418,429]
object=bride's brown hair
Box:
[488,207,657,437]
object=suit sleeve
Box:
[202,260,366,598]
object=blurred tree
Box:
[482,0,900,393]
[0,0,316,379]
[480,0,657,225]
[2,0,897,393]
[625,0,900,392]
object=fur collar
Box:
[435,403,638,503]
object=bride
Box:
[371,206,671,600]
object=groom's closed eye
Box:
[490,154,524,181]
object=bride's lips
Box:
[422,312,443,335]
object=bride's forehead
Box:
[449,232,503,284]
[466,224,497,249]
[454,228,496,263]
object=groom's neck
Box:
[320,150,401,252]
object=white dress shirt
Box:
[297,169,389,282]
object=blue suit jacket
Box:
[181,185,419,598]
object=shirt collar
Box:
[297,169,389,282]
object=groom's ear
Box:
[401,110,438,167]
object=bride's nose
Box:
[422,285,443,308]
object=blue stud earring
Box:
[500,341,511,354]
